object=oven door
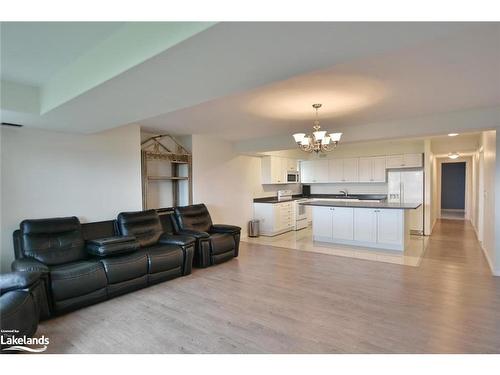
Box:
[295,200,308,220]
[287,172,299,183]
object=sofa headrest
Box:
[21,216,81,234]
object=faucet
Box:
[339,189,348,197]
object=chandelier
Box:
[292,104,342,153]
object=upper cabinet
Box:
[285,158,298,173]
[329,158,358,183]
[301,159,328,183]
[261,156,298,184]
[358,156,386,182]
[386,153,422,169]
[271,152,423,185]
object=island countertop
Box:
[299,199,421,210]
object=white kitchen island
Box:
[300,200,421,251]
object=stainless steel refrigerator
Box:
[388,169,424,235]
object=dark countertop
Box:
[299,200,421,209]
[253,194,387,204]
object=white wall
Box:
[0,124,142,272]
[479,130,497,274]
[190,134,302,237]
[424,140,434,235]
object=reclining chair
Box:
[174,204,241,268]
[116,210,196,282]
[0,272,45,347]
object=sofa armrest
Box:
[0,272,41,295]
[177,229,210,240]
[210,224,241,234]
[11,258,49,274]
[158,234,196,247]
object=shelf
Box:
[147,176,189,181]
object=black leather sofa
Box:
[0,272,45,346]
[174,204,241,268]
[11,211,195,315]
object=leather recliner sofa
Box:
[174,204,241,268]
[11,212,195,315]
[0,272,46,347]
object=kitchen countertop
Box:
[253,194,387,204]
[299,200,421,209]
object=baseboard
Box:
[479,242,499,276]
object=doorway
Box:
[441,162,466,220]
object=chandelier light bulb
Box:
[293,133,306,143]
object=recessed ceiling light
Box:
[448,152,460,159]
[448,133,459,137]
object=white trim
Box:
[478,239,499,276]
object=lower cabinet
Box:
[254,202,294,236]
[376,209,403,246]
[312,206,354,241]
[313,206,406,250]
[353,208,377,242]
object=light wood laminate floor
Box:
[38,219,500,353]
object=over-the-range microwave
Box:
[286,171,300,183]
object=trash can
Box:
[248,219,260,237]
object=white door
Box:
[331,207,354,240]
[358,157,373,182]
[377,209,403,246]
[354,208,377,243]
[312,207,333,238]
[329,159,344,182]
[272,157,284,184]
[343,158,359,182]
[372,156,387,182]
[301,161,314,183]
[314,160,329,183]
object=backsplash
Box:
[310,183,388,195]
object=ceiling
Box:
[140,24,500,141]
[1,22,125,85]
[1,22,499,145]
[430,132,481,155]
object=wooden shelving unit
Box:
[141,135,192,209]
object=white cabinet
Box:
[329,158,359,183]
[254,201,294,236]
[331,207,354,240]
[300,161,314,183]
[353,208,377,242]
[353,208,404,249]
[301,153,421,184]
[372,157,387,181]
[386,153,422,169]
[343,158,359,182]
[376,209,403,247]
[328,159,344,182]
[312,206,333,238]
[300,160,329,183]
[314,160,329,183]
[313,206,408,250]
[312,206,354,241]
[358,156,386,182]
[285,158,298,172]
[261,156,298,184]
